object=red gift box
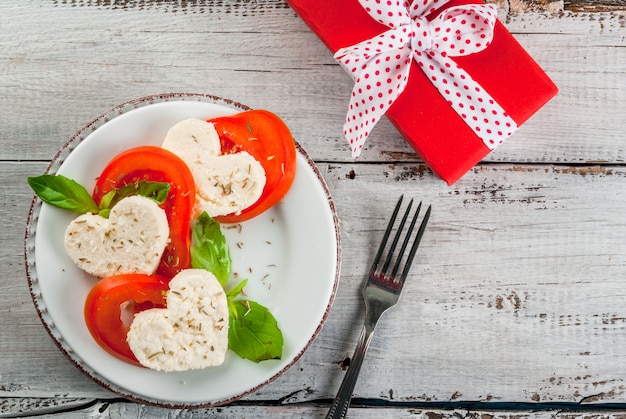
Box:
[287,0,558,184]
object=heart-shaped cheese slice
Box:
[64,195,169,278]
[127,269,229,371]
[161,117,222,159]
[162,118,266,217]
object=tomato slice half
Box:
[92,146,196,278]
[84,273,169,365]
[209,110,297,223]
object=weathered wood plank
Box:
[8,398,624,419]
[0,398,96,418]
[4,161,626,406]
[565,0,626,12]
[1,2,624,167]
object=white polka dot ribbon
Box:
[334,0,518,158]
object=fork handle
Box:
[326,325,375,419]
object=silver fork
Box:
[326,195,431,419]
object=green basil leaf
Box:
[99,181,171,211]
[228,300,283,362]
[98,190,116,210]
[27,174,99,214]
[97,208,111,218]
[190,212,232,286]
[226,279,248,300]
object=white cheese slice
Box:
[64,195,169,278]
[162,118,267,217]
[127,269,229,372]
[192,152,266,217]
[162,118,222,160]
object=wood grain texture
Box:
[1,0,626,417]
[2,2,625,165]
[4,162,626,411]
[6,399,625,419]
[565,0,626,12]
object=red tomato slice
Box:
[84,273,169,365]
[208,110,297,223]
[92,146,196,278]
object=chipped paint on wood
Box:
[566,0,626,12]
[509,0,564,14]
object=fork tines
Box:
[372,195,431,283]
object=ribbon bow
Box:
[334,0,518,158]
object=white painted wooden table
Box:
[2,1,626,417]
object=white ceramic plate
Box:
[24,93,341,407]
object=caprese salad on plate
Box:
[24,94,340,407]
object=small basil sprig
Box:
[27,174,100,214]
[27,174,170,218]
[190,212,283,363]
[97,180,171,218]
[228,299,283,362]
[190,212,232,286]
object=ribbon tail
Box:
[415,50,518,149]
[342,49,412,158]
